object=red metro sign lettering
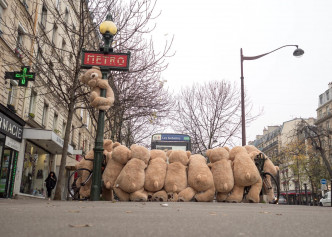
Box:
[81,51,130,71]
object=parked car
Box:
[278,196,287,205]
[319,191,331,206]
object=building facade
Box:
[0,0,97,199]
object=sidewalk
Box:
[0,198,331,237]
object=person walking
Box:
[45,171,57,200]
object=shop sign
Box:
[52,132,64,147]
[5,136,21,151]
[0,112,23,142]
[81,51,130,71]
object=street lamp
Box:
[90,14,117,201]
[240,45,304,146]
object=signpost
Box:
[5,66,35,87]
[82,14,130,201]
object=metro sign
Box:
[81,50,130,71]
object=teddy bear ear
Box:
[186,151,191,158]
[112,142,121,149]
[166,150,172,157]
[223,146,230,152]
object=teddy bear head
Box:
[206,147,229,163]
[130,144,150,164]
[150,149,167,162]
[166,150,191,166]
[80,66,102,85]
[111,142,131,165]
[103,139,113,153]
[244,145,260,154]
[229,146,248,161]
[189,154,207,165]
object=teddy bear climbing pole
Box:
[81,14,130,201]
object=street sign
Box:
[81,50,130,71]
[5,66,35,87]
[321,179,327,184]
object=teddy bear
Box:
[186,154,215,202]
[75,139,114,199]
[144,150,167,192]
[206,147,234,202]
[80,66,114,111]
[245,145,279,203]
[102,142,131,189]
[152,190,168,202]
[113,144,150,201]
[164,150,191,199]
[226,146,261,203]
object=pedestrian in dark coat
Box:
[45,171,57,200]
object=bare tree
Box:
[173,80,257,154]
[296,119,332,178]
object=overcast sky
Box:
[149,0,332,144]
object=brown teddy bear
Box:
[187,154,215,202]
[113,144,149,201]
[206,147,234,202]
[164,150,191,199]
[245,145,279,203]
[144,150,167,192]
[226,146,261,203]
[75,139,114,199]
[80,66,114,111]
[152,190,168,202]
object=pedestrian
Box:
[45,171,57,200]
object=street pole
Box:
[239,45,304,146]
[240,48,246,146]
[90,14,115,201]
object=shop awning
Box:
[23,128,74,155]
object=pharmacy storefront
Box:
[0,104,25,198]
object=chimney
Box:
[329,82,332,89]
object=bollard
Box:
[304,183,308,205]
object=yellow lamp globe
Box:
[99,20,117,35]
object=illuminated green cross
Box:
[5,66,35,87]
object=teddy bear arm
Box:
[246,177,262,203]
[194,187,215,202]
[178,187,196,202]
[226,185,245,203]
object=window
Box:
[7,80,18,105]
[28,90,37,114]
[42,102,49,127]
[61,39,66,58]
[62,122,66,138]
[86,111,90,128]
[71,125,75,144]
[53,113,58,130]
[17,29,24,48]
[0,4,4,34]
[56,0,61,10]
[64,7,69,23]
[78,133,81,149]
[51,24,57,45]
[80,108,84,119]
[41,5,47,28]
[320,95,323,105]
[327,91,330,101]
[36,47,42,61]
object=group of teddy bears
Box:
[75,140,279,203]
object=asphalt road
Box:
[0,198,331,237]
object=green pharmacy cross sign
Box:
[5,66,35,87]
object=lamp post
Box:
[240,45,304,146]
[90,14,118,201]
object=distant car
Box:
[319,191,331,207]
[278,196,287,205]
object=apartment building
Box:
[316,82,332,164]
[249,117,315,204]
[0,0,98,199]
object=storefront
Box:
[0,104,25,198]
[19,141,50,197]
[16,128,77,199]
